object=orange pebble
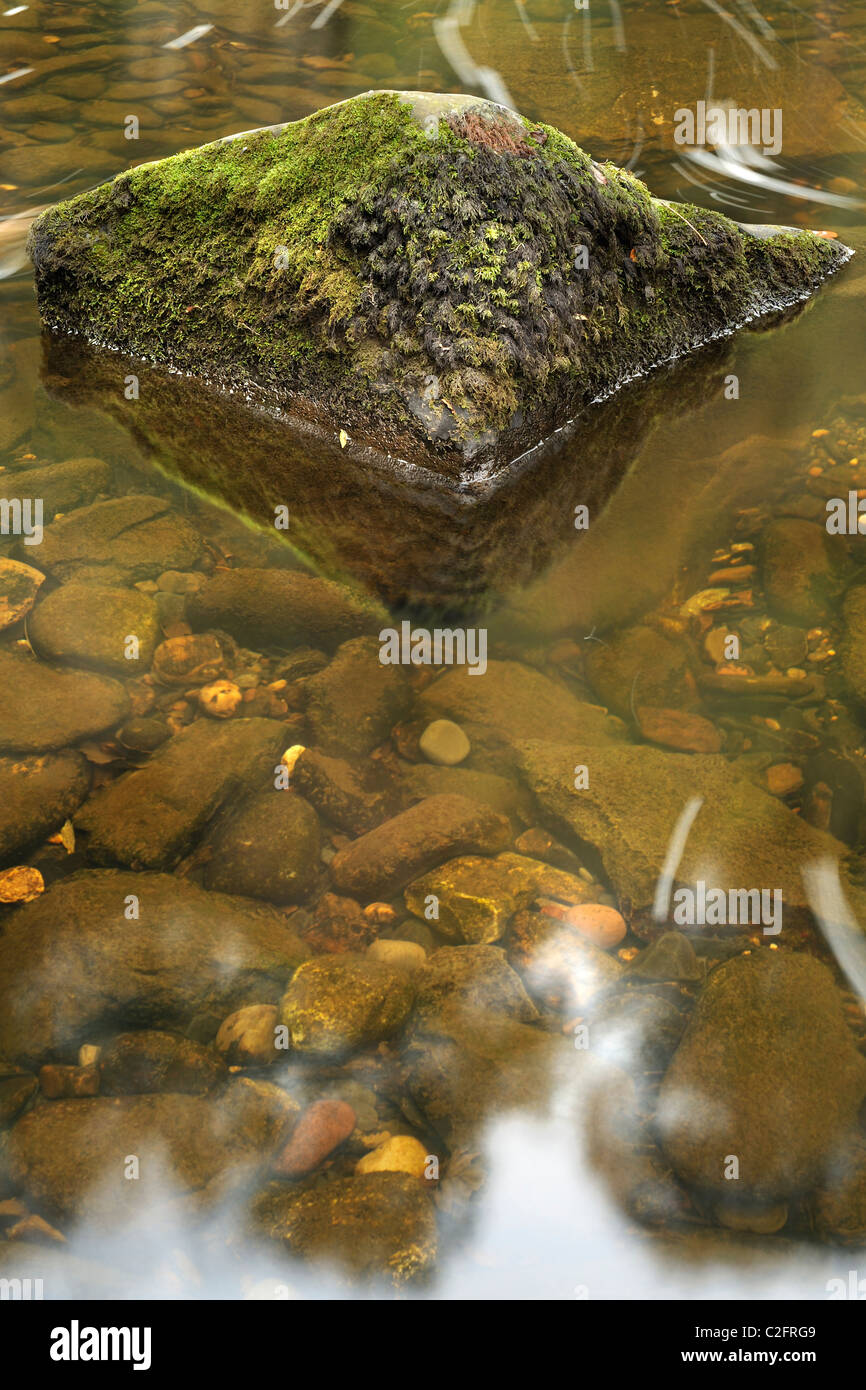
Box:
[563,903,627,950]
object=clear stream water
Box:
[3,0,866,1301]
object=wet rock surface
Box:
[411,944,538,1030]
[519,739,842,929]
[813,1135,866,1245]
[249,1173,436,1286]
[272,1098,355,1178]
[0,648,129,753]
[8,1083,288,1225]
[98,1031,227,1096]
[28,581,160,674]
[291,748,398,836]
[0,871,310,1064]
[0,557,44,631]
[418,660,627,758]
[279,955,415,1057]
[508,907,624,1010]
[7,456,110,520]
[657,953,866,1201]
[202,790,321,904]
[0,750,89,865]
[841,582,866,706]
[305,636,411,758]
[331,793,511,899]
[584,624,698,718]
[187,568,383,651]
[29,90,849,473]
[3,247,866,1302]
[35,495,203,583]
[0,1064,38,1127]
[404,995,566,1148]
[75,717,285,869]
[404,850,594,945]
[761,518,846,625]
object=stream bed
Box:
[2,0,866,1301]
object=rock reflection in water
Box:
[43,325,767,618]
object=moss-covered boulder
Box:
[28,90,850,475]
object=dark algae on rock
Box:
[28,90,850,476]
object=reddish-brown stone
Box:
[636,706,722,754]
[331,794,510,898]
[272,1098,357,1179]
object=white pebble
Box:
[419,718,470,766]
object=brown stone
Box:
[215,1005,279,1066]
[332,794,510,899]
[636,706,722,754]
[38,1064,100,1099]
[538,901,626,949]
[300,893,375,954]
[272,1098,356,1178]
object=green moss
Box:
[28,90,850,471]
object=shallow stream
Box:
[2,0,866,1300]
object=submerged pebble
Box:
[355,1134,430,1179]
[272,1098,356,1179]
[418,718,471,766]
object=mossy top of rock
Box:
[29,90,851,476]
